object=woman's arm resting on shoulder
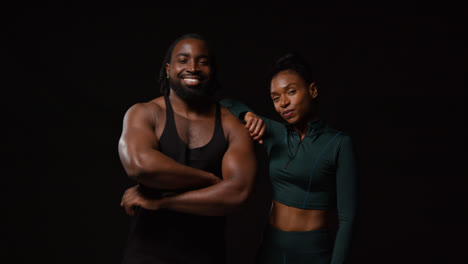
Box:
[220,98,266,144]
[244,112,266,144]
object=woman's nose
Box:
[280,96,290,107]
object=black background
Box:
[5,4,465,264]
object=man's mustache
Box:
[177,73,208,81]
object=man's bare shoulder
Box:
[124,96,166,124]
[220,105,243,126]
[148,96,166,109]
[132,96,164,111]
[220,106,250,141]
[128,97,165,114]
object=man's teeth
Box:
[183,78,200,84]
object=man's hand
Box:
[120,185,164,216]
[244,112,266,144]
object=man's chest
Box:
[172,114,217,149]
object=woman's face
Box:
[270,70,317,126]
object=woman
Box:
[220,53,358,264]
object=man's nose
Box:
[187,60,199,73]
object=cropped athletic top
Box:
[220,98,358,264]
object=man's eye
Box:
[178,60,187,64]
[199,60,209,65]
[272,97,279,102]
[288,90,296,95]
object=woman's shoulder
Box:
[317,123,354,145]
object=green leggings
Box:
[256,225,332,264]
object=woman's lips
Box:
[283,109,294,118]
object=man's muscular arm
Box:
[118,102,220,189]
[140,110,257,216]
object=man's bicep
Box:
[121,104,159,147]
[118,104,160,168]
[221,123,257,190]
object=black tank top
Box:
[122,97,228,264]
[159,96,227,182]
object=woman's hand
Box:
[244,112,266,144]
[120,185,164,216]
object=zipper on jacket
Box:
[284,140,303,169]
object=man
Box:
[118,33,257,264]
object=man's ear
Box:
[309,81,318,99]
[166,63,170,78]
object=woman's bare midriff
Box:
[268,200,328,231]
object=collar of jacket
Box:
[286,119,327,137]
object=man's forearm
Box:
[158,180,249,216]
[120,147,220,190]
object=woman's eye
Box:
[272,97,279,102]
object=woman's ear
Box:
[309,81,318,99]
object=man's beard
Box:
[169,77,215,104]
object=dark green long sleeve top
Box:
[220,98,358,264]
